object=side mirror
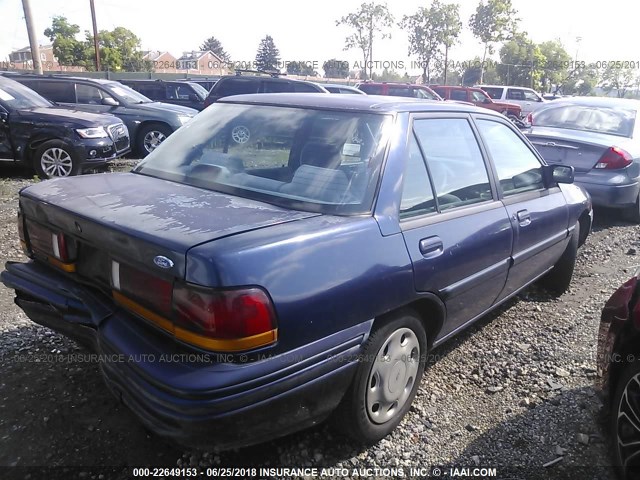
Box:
[102,97,119,106]
[548,164,574,184]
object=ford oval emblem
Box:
[153,255,174,269]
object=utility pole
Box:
[90,0,101,71]
[21,0,42,74]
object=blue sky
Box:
[0,0,633,75]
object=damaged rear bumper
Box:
[1,261,366,449]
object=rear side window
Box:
[431,87,446,98]
[387,86,411,97]
[450,90,468,101]
[32,80,75,103]
[293,82,321,93]
[400,136,436,218]
[476,120,544,196]
[358,84,383,95]
[135,83,164,100]
[413,118,492,209]
[263,80,291,93]
[482,87,503,99]
[214,78,260,97]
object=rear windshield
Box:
[534,104,636,137]
[133,103,392,215]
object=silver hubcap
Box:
[366,327,420,424]
[231,125,250,144]
[617,372,640,474]
[41,147,73,177]
[143,130,167,152]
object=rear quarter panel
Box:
[186,216,415,353]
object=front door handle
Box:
[516,209,531,227]
[419,236,443,258]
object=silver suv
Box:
[476,85,546,116]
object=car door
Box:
[0,105,13,159]
[400,115,513,338]
[474,116,569,300]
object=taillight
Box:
[25,219,76,271]
[111,260,278,352]
[595,147,633,169]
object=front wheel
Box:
[33,141,80,179]
[332,309,427,443]
[137,124,172,157]
[611,359,640,479]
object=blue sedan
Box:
[1,93,592,449]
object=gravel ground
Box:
[0,160,638,480]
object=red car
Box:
[356,82,443,101]
[598,269,640,478]
[430,85,522,122]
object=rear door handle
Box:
[419,236,443,258]
[516,209,531,227]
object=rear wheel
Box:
[332,309,427,443]
[625,194,640,224]
[540,221,579,295]
[33,141,80,179]
[611,359,640,479]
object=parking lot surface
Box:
[0,160,635,479]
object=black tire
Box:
[611,359,640,480]
[540,221,579,295]
[625,195,640,224]
[33,140,81,179]
[331,309,427,444]
[136,123,173,157]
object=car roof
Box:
[477,84,535,90]
[218,92,502,115]
[536,96,640,109]
[7,74,119,86]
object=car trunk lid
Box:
[19,172,319,283]
[526,126,634,173]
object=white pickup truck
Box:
[476,85,547,116]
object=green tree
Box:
[200,36,231,63]
[254,35,280,72]
[497,33,545,90]
[86,26,145,71]
[600,64,636,98]
[336,2,394,80]
[469,0,519,82]
[462,56,499,85]
[537,40,572,93]
[323,58,350,78]
[286,61,317,76]
[44,16,89,67]
[371,68,406,82]
[440,3,462,84]
[401,1,461,84]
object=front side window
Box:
[413,118,491,209]
[387,86,411,97]
[472,90,490,103]
[263,81,291,93]
[76,84,114,104]
[134,104,392,215]
[477,120,544,196]
[506,89,526,101]
[523,90,542,102]
[215,78,260,96]
[358,84,383,95]
[412,87,439,100]
[450,89,468,101]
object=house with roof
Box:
[8,45,85,72]
[176,51,230,75]
[142,51,179,73]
